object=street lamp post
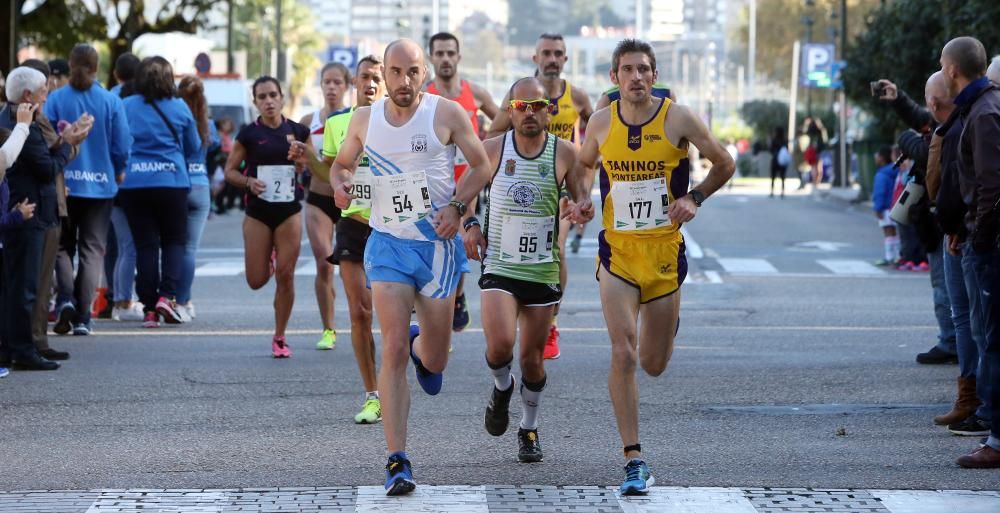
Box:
[275,0,285,82]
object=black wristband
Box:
[624,443,641,456]
[463,216,481,231]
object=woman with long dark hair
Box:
[119,57,201,328]
[177,76,220,321]
[44,43,131,335]
[223,77,309,358]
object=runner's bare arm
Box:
[437,101,491,239]
[556,139,584,203]
[573,86,595,133]
[666,104,735,223]
[329,107,370,209]
[595,92,611,111]
[448,102,491,207]
[578,107,610,194]
[462,134,503,260]
[486,90,512,138]
[472,83,500,121]
[224,141,265,195]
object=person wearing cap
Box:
[47,59,70,92]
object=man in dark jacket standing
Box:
[0,67,81,371]
[940,36,1000,468]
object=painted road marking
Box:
[617,487,757,513]
[717,258,778,274]
[817,259,886,276]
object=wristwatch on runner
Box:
[687,190,705,207]
[449,199,468,216]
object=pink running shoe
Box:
[142,311,160,329]
[156,296,184,324]
[272,336,292,358]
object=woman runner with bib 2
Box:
[223,76,310,358]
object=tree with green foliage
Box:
[14,0,217,85]
[233,0,322,114]
[739,100,789,142]
[842,0,1000,140]
[729,0,879,86]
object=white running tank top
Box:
[309,110,326,151]
[364,94,456,241]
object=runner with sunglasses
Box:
[328,39,492,496]
[463,77,589,463]
[223,76,311,358]
[570,39,734,495]
[488,33,594,362]
[424,32,500,333]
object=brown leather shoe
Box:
[956,445,1000,468]
[935,376,980,425]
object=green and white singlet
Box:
[483,132,562,284]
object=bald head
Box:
[384,39,425,68]
[511,76,545,100]
[925,71,954,123]
[942,37,987,80]
[989,56,1000,84]
[383,38,427,108]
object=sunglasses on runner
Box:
[509,99,551,113]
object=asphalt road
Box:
[1,180,995,492]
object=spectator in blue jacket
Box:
[44,44,131,335]
[872,145,900,265]
[119,56,201,328]
[176,76,220,322]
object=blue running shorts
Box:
[364,230,469,298]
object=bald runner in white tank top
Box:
[362,94,469,298]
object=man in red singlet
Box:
[424,31,500,333]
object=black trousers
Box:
[1,224,47,361]
[118,187,189,311]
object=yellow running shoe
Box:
[354,398,382,424]
[316,329,336,350]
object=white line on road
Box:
[817,259,886,276]
[680,226,703,259]
[871,489,1000,513]
[193,260,246,277]
[86,491,227,513]
[704,270,724,284]
[90,325,937,337]
[717,258,778,274]
[355,485,488,513]
[617,487,757,513]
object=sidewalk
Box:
[3,486,999,512]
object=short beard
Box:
[390,90,415,108]
[516,125,543,138]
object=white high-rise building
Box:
[447,0,508,32]
[304,0,352,38]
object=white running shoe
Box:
[183,302,196,320]
[112,302,145,322]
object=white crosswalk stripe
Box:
[717,258,779,274]
[817,259,886,276]
[617,487,757,513]
[20,486,997,513]
[355,485,488,512]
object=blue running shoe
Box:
[620,458,655,495]
[409,324,442,395]
[0,367,9,379]
[452,293,470,332]
[384,453,416,496]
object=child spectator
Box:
[872,145,900,266]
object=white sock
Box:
[365,391,379,401]
[519,376,546,430]
[489,358,513,391]
[884,237,895,261]
[887,236,901,261]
